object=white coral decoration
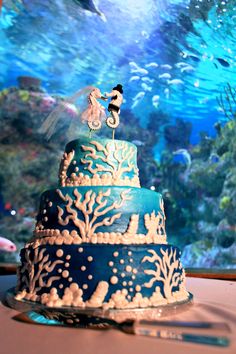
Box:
[57,188,131,240]
[142,248,181,300]
[19,248,63,295]
[59,150,75,186]
[81,140,138,181]
[144,211,166,237]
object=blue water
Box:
[1,0,235,144]
[1,0,236,269]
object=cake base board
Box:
[6,288,193,324]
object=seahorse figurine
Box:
[104,84,123,139]
[81,87,107,132]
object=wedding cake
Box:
[15,137,190,309]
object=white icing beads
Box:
[112,268,118,274]
[110,276,118,285]
[59,284,64,289]
[78,247,84,253]
[65,263,70,267]
[83,284,88,289]
[68,277,73,282]
[119,259,125,264]
[125,265,132,272]
[87,256,93,262]
[128,251,132,256]
[88,275,93,280]
[56,249,64,257]
[66,255,71,260]
[58,269,62,273]
[108,261,114,266]
[113,251,119,257]
[48,201,53,207]
[81,266,86,271]
[62,270,69,278]
[122,281,127,286]
[135,285,141,292]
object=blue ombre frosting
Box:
[36,186,165,236]
[18,244,186,306]
[59,137,140,187]
[16,137,190,309]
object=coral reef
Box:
[0,80,80,263]
[157,118,236,268]
[1,78,235,268]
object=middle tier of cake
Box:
[33,186,167,246]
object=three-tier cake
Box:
[15,137,190,309]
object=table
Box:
[0,276,235,354]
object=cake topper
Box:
[105,84,123,139]
[39,84,123,140]
[81,87,107,135]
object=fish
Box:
[131,91,145,108]
[73,0,106,22]
[167,79,184,85]
[131,67,149,76]
[164,88,170,99]
[152,95,160,108]
[129,76,140,82]
[129,61,140,69]
[132,91,145,101]
[141,30,149,39]
[131,140,145,146]
[152,95,160,102]
[160,64,172,70]
[216,58,230,67]
[173,149,191,169]
[145,62,159,68]
[0,236,17,252]
[175,62,189,68]
[209,153,220,164]
[188,55,200,62]
[141,77,154,83]
[180,65,195,73]
[141,82,152,92]
[158,73,171,80]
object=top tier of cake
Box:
[59,138,140,188]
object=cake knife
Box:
[14,311,230,347]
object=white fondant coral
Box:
[142,248,182,300]
[56,188,131,240]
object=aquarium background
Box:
[0,0,235,269]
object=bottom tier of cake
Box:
[16,244,189,309]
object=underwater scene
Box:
[0,0,236,269]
